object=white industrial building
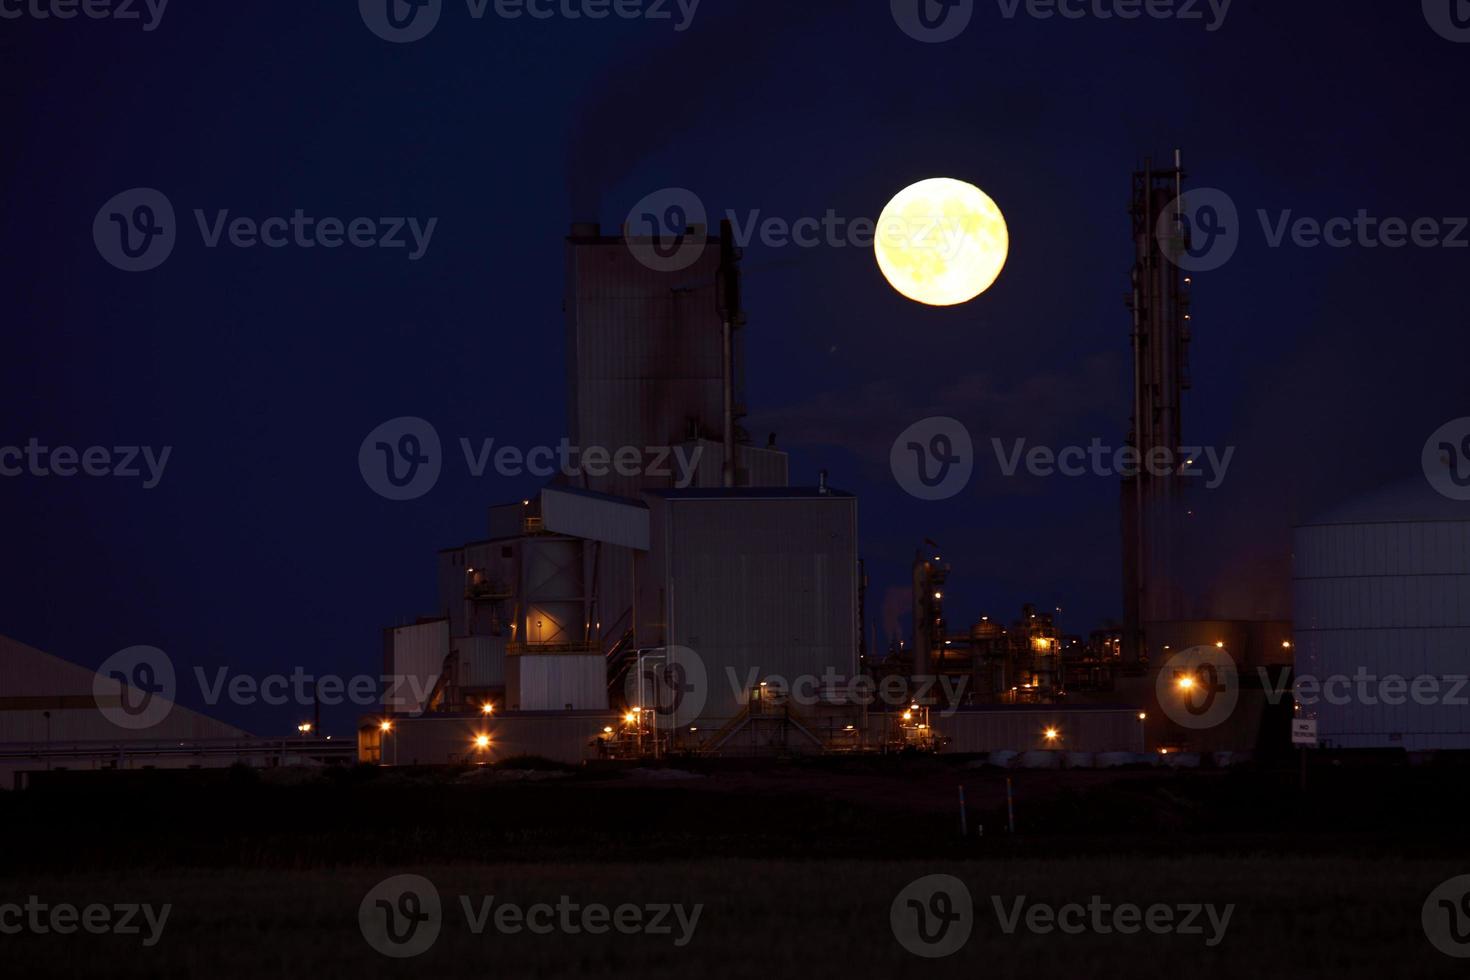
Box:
[0,634,258,789]
[1294,480,1470,750]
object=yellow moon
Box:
[874,178,1009,306]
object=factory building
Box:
[636,486,860,732]
[365,223,864,764]
[1294,480,1470,750]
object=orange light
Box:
[1177,675,1197,692]
[1044,728,1059,741]
[473,734,490,750]
[481,703,494,715]
[379,721,392,733]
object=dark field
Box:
[2,757,1468,978]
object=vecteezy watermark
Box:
[359,875,702,958]
[1158,188,1470,272]
[359,417,705,501]
[891,0,1230,42]
[993,0,1231,31]
[891,0,975,44]
[891,875,973,958]
[988,895,1232,946]
[1424,418,1470,501]
[623,645,709,730]
[0,439,171,489]
[0,0,169,31]
[93,188,437,272]
[626,647,976,727]
[1270,670,1470,710]
[91,645,454,732]
[360,0,700,43]
[891,417,975,502]
[890,417,1234,501]
[0,898,171,947]
[723,668,971,716]
[1423,0,1470,43]
[1424,875,1470,958]
[1156,644,1470,731]
[622,188,977,273]
[94,646,177,731]
[1156,645,1240,730]
[990,437,1234,488]
[1156,187,1240,272]
[890,876,1233,957]
[361,875,443,959]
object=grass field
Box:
[2,758,1468,977]
[4,857,1464,979]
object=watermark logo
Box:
[360,417,443,501]
[359,421,706,501]
[360,875,702,955]
[624,645,708,730]
[94,190,437,271]
[94,645,176,731]
[1156,645,1238,730]
[1424,0,1470,42]
[0,0,170,31]
[995,0,1231,31]
[1161,189,1469,271]
[94,188,176,272]
[891,875,973,958]
[891,0,974,43]
[361,875,443,958]
[361,0,443,42]
[1424,875,1470,958]
[624,188,709,273]
[0,440,172,488]
[991,438,1233,488]
[1423,418,1470,501]
[0,898,171,947]
[990,895,1232,945]
[362,0,700,43]
[623,188,977,273]
[1157,187,1239,272]
[891,417,974,501]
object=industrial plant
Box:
[3,161,1463,783]
[352,155,1423,770]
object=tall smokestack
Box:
[1122,150,1193,667]
[717,219,742,487]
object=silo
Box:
[1293,481,1470,749]
[508,535,607,711]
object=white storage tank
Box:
[1293,480,1470,749]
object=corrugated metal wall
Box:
[508,655,608,712]
[565,236,726,500]
[647,495,859,728]
[1294,519,1470,749]
[453,635,505,688]
[384,620,450,715]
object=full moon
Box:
[874,178,1009,306]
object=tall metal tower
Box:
[1121,151,1193,666]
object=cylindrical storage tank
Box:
[521,538,585,648]
[1293,480,1470,750]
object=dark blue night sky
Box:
[3,0,1467,734]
